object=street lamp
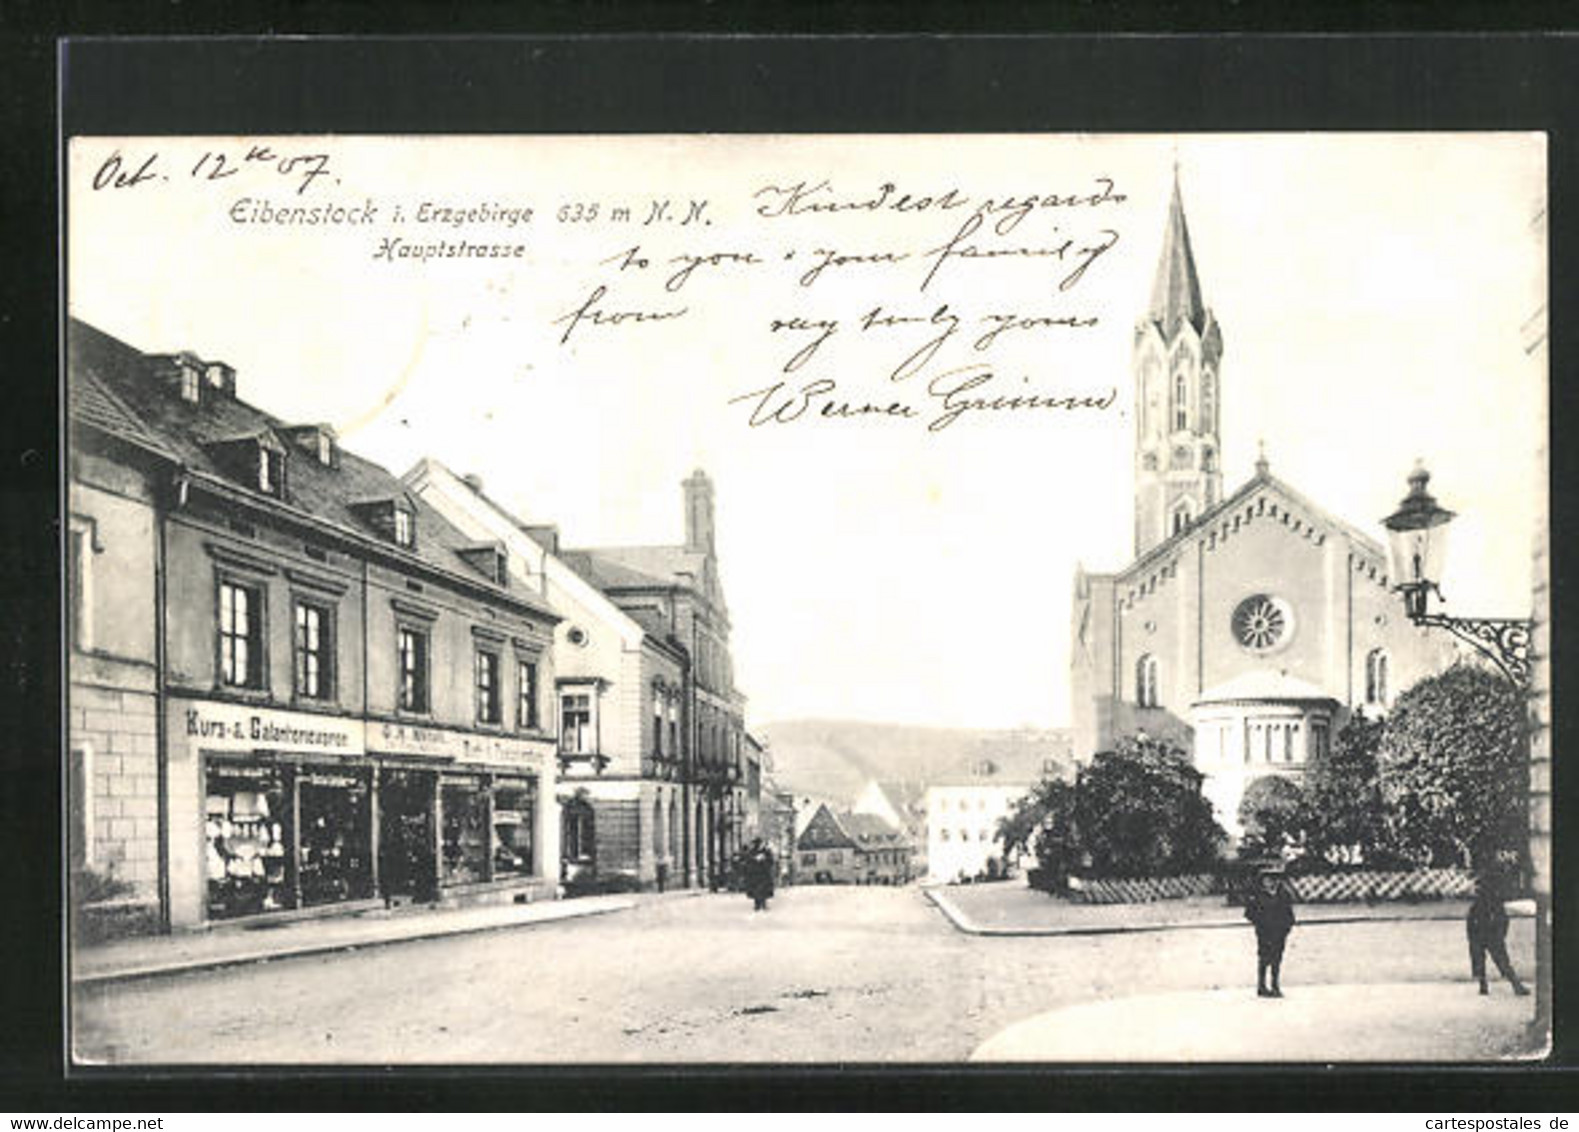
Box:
[1381,461,1533,688]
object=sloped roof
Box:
[930,733,1069,788]
[874,780,928,818]
[68,318,552,618]
[562,544,708,590]
[68,365,174,458]
[840,811,905,844]
[1194,671,1339,706]
[1147,174,1208,337]
[1117,466,1388,585]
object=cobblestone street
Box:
[73,885,1536,1064]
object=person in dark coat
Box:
[742,837,776,912]
[1243,865,1296,998]
[1467,870,1530,996]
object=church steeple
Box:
[1147,170,1207,337]
[1132,166,1224,557]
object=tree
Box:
[1237,775,1308,859]
[1378,664,1528,869]
[1073,735,1226,877]
[997,776,1080,886]
[1305,711,1391,866]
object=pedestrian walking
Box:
[742,837,776,912]
[1467,869,1530,996]
[1243,863,1295,998]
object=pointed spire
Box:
[1255,439,1270,477]
[1148,166,1207,336]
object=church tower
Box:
[1133,170,1224,556]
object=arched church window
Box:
[1201,372,1215,431]
[1202,446,1216,472]
[1142,451,1159,471]
[1232,594,1293,653]
[1171,445,1192,470]
[1365,649,1390,705]
[1136,654,1159,708]
[1174,371,1188,431]
[1171,506,1192,536]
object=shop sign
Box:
[372,720,548,769]
[177,700,365,755]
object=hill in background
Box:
[757,718,1072,806]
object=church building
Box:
[1069,174,1455,832]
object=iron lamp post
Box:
[1381,462,1533,689]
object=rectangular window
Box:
[294,602,333,700]
[561,692,593,753]
[180,364,200,403]
[398,627,429,712]
[518,660,539,731]
[667,700,678,757]
[653,689,665,756]
[219,580,263,688]
[441,777,490,886]
[258,448,284,496]
[828,851,843,865]
[393,507,414,548]
[493,778,536,877]
[801,852,816,867]
[476,650,501,724]
[69,745,92,868]
[68,522,92,652]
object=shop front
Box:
[369,720,556,908]
[170,698,373,928]
[169,699,557,928]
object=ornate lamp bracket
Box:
[1409,611,1533,689]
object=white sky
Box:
[67,133,1547,729]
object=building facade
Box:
[559,471,749,888]
[851,780,925,879]
[69,320,561,931]
[1070,176,1455,833]
[925,765,1040,884]
[405,458,696,892]
[795,804,910,885]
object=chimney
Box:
[683,468,715,554]
[523,524,560,555]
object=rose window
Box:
[1232,594,1292,653]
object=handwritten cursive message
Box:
[76,139,1129,435]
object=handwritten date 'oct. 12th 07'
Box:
[90,145,335,196]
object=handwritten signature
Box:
[729,364,1117,433]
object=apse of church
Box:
[1071,174,1455,832]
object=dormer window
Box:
[456,542,509,585]
[394,507,414,548]
[316,433,333,465]
[258,448,286,497]
[205,364,226,389]
[180,364,201,403]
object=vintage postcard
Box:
[64,132,1548,1064]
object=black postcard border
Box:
[10,28,1578,1113]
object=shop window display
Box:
[492,778,536,877]
[205,762,292,919]
[297,767,374,906]
[441,778,490,886]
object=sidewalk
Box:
[926,882,1535,937]
[970,981,1545,1062]
[73,888,707,985]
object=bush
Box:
[1379,664,1528,869]
[1073,736,1226,878]
[1237,775,1308,859]
[71,867,159,944]
[1305,711,1392,866]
